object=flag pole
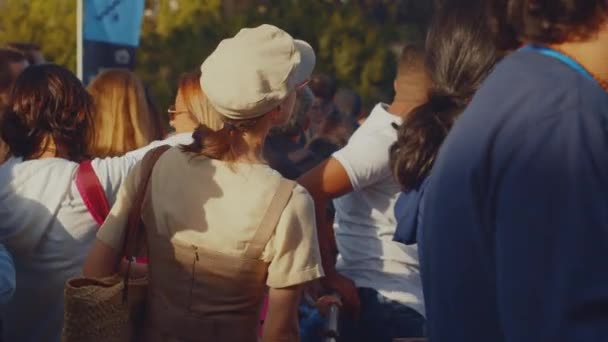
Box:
[76,0,83,80]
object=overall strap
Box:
[244,179,297,259]
[76,160,110,226]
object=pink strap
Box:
[76,160,110,226]
[258,294,269,337]
[76,160,148,264]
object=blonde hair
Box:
[177,72,222,130]
[87,69,163,157]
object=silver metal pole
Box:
[323,302,340,342]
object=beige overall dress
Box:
[143,179,296,342]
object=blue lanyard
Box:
[521,45,595,82]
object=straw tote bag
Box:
[62,146,170,342]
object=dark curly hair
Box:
[389,3,500,191]
[507,0,607,44]
[0,64,94,162]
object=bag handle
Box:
[76,160,110,226]
[244,179,297,259]
[120,145,171,301]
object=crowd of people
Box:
[0,0,607,341]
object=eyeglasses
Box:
[167,105,191,120]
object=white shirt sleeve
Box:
[332,131,393,191]
[96,162,140,250]
[266,185,324,288]
[91,133,193,205]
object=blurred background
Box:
[0,0,432,113]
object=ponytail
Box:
[389,92,464,191]
[180,116,261,163]
[389,3,500,191]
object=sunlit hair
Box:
[181,115,265,163]
[181,90,295,164]
[87,69,163,157]
[177,71,222,131]
[0,64,94,162]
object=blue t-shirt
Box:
[421,49,608,342]
[0,244,15,304]
[394,177,429,247]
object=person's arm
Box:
[0,244,15,304]
[92,133,192,204]
[298,157,352,275]
[298,158,362,316]
[263,285,303,341]
[264,185,324,334]
[83,239,120,278]
[83,239,146,278]
[83,162,146,278]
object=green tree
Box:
[137,0,228,112]
[0,0,77,70]
[0,0,432,112]
[139,0,431,111]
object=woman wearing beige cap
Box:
[83,24,322,341]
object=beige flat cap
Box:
[200,24,316,120]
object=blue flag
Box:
[81,0,145,84]
[84,0,145,47]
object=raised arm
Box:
[298,158,361,315]
[83,162,145,278]
[91,133,192,204]
[298,157,352,275]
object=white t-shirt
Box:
[0,133,192,342]
[332,103,424,315]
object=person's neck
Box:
[550,26,608,82]
[233,128,269,164]
[171,115,198,134]
[38,136,57,159]
[387,99,425,119]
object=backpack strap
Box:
[76,160,110,226]
[244,179,297,259]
